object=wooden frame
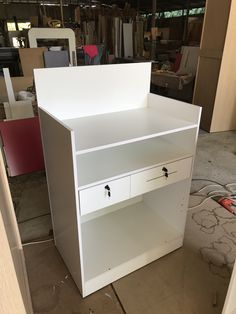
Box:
[28,28,77,66]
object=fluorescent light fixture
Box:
[40,2,68,6]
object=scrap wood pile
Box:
[74,4,146,58]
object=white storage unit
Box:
[35,63,201,297]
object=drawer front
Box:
[131,157,192,197]
[79,177,130,215]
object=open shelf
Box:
[77,130,195,189]
[63,107,197,155]
[81,200,182,282]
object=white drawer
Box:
[79,177,130,215]
[131,157,193,197]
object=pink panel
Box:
[0,117,45,176]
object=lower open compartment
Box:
[80,180,189,296]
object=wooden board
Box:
[34,63,151,120]
[210,0,236,132]
[0,76,33,102]
[193,57,221,131]
[0,117,44,176]
[19,48,46,77]
[123,23,133,58]
[200,0,231,56]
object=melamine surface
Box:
[36,63,201,297]
[34,63,151,120]
[77,136,193,188]
[79,176,130,215]
[64,107,197,154]
[39,108,83,293]
[81,201,181,281]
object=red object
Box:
[173,53,182,72]
[214,196,236,215]
[0,117,45,176]
[83,45,98,58]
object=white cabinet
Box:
[35,63,201,297]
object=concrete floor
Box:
[10,130,236,313]
[192,131,236,187]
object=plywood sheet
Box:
[19,48,46,76]
[193,0,232,132]
[193,57,221,131]
[211,0,236,132]
[200,0,231,54]
[0,117,44,176]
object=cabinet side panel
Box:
[148,93,201,125]
[39,108,83,293]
